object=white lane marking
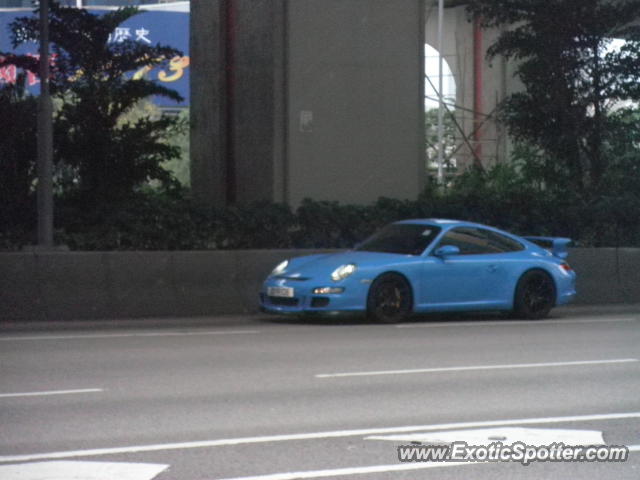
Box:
[368,427,604,446]
[0,388,103,399]
[0,330,260,341]
[630,445,640,452]
[0,460,168,480]
[1,412,638,464]
[315,358,638,378]
[214,461,475,480]
[396,317,638,328]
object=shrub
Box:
[2,165,639,250]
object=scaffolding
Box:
[424,0,504,181]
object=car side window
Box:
[437,228,525,255]
[436,227,494,255]
[487,231,524,253]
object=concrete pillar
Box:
[190,0,228,206]
[233,0,277,204]
[191,0,426,207]
[286,0,425,205]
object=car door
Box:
[419,227,511,310]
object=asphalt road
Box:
[1,305,639,479]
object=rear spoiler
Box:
[523,236,572,259]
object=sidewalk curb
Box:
[0,314,269,333]
[0,304,637,333]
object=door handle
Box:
[487,264,498,273]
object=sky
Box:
[424,43,456,110]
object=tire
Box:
[513,270,556,320]
[367,273,413,323]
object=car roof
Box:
[394,218,525,237]
[392,219,549,254]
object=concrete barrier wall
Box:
[0,248,638,321]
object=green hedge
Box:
[3,168,640,251]
[13,195,640,251]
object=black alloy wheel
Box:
[514,270,556,320]
[367,273,413,323]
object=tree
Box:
[162,109,191,187]
[466,0,640,195]
[0,75,37,244]
[425,107,457,178]
[1,2,184,206]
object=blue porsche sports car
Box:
[260,219,576,322]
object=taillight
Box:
[560,262,573,272]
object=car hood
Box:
[281,250,416,279]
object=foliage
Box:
[113,102,189,186]
[466,0,640,195]
[1,2,184,205]
[160,109,190,186]
[56,189,211,250]
[0,76,37,247]
[425,108,457,177]
[2,2,640,251]
[1,162,633,250]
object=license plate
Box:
[267,286,294,298]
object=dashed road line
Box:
[0,388,104,399]
[315,358,638,378]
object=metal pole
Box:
[473,16,484,164]
[76,0,83,8]
[436,0,444,184]
[37,0,54,247]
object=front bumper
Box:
[259,276,368,314]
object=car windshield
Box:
[355,224,442,255]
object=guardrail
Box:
[0,248,638,321]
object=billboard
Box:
[0,8,189,107]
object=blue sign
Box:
[0,9,189,107]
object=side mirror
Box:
[434,245,460,257]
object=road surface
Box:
[1,306,639,479]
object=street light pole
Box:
[436,0,444,185]
[37,0,54,247]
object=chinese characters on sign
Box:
[106,25,190,83]
[108,26,151,44]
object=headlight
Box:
[271,260,288,276]
[331,263,357,281]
